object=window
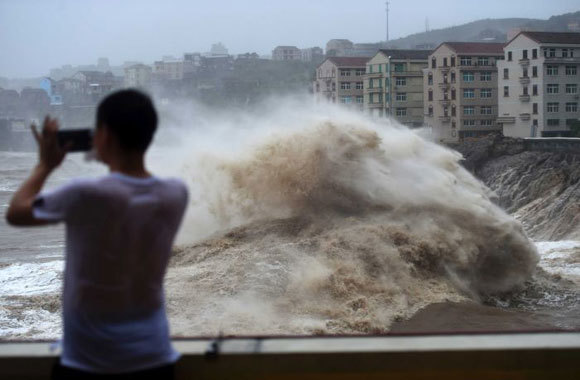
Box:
[547,119,560,126]
[547,84,559,94]
[394,63,405,72]
[443,106,448,117]
[463,89,475,98]
[450,72,456,83]
[368,65,373,74]
[368,79,373,89]
[451,56,456,67]
[378,64,382,73]
[566,66,578,75]
[566,102,578,113]
[356,95,364,104]
[480,88,492,98]
[522,50,528,60]
[340,82,351,90]
[547,102,559,113]
[562,49,569,58]
[463,120,476,127]
[532,49,538,59]
[355,82,363,90]
[532,66,538,77]
[462,72,474,82]
[355,69,365,76]
[548,48,556,57]
[566,84,578,94]
[443,57,448,67]
[396,108,407,116]
[369,93,373,103]
[428,73,433,85]
[396,93,407,101]
[547,65,558,75]
[464,106,475,115]
[523,68,528,78]
[533,103,538,114]
[460,57,472,66]
[523,86,529,96]
[431,57,436,69]
[340,69,351,77]
[480,72,492,81]
[451,88,456,100]
[481,120,493,126]
[568,119,578,126]
[428,89,433,101]
[395,77,407,86]
[428,105,433,116]
[480,106,492,115]
[451,105,456,116]
[478,57,490,66]
[443,73,448,83]
[507,52,512,61]
[504,86,509,97]
[340,96,352,104]
[533,85,538,96]
[503,68,509,79]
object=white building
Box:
[124,64,152,89]
[498,32,580,137]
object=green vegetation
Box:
[569,119,580,137]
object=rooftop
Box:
[377,49,431,60]
[441,42,505,55]
[516,31,580,45]
[326,57,369,67]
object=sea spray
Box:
[163,99,540,336]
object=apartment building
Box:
[364,49,429,127]
[124,64,152,89]
[272,46,302,61]
[313,57,368,109]
[498,32,580,137]
[424,42,505,143]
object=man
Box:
[6,90,188,379]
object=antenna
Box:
[385,1,390,42]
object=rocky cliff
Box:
[455,136,580,241]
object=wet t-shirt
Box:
[33,172,188,373]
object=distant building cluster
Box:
[314,31,580,142]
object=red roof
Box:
[517,31,580,45]
[442,42,505,55]
[326,57,369,67]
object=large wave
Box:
[164,100,539,336]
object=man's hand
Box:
[5,116,65,226]
[32,116,67,171]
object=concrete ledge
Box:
[1,332,579,379]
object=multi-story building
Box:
[325,39,354,57]
[313,57,368,109]
[272,46,302,61]
[424,42,505,143]
[124,64,152,89]
[498,32,580,137]
[301,47,324,63]
[364,49,429,127]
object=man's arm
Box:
[5,117,68,226]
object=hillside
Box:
[383,11,580,49]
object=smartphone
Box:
[57,129,93,152]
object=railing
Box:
[392,71,423,76]
[519,77,530,85]
[519,94,530,102]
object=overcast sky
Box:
[0,0,578,78]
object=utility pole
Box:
[385,1,390,43]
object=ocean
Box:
[1,102,579,339]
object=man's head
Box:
[95,89,157,162]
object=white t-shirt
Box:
[33,172,188,373]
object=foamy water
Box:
[0,98,578,339]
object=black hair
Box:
[96,89,157,152]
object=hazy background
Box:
[1,0,579,77]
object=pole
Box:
[385,1,390,42]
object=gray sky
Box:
[0,0,578,78]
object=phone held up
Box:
[57,129,93,152]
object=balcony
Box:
[392,71,423,77]
[519,113,531,121]
[519,76,530,85]
[544,56,580,64]
[497,116,516,124]
[519,59,530,67]
[438,82,450,90]
[365,87,383,93]
[519,94,530,102]
[366,72,383,78]
[439,99,451,106]
[440,66,450,73]
[439,116,451,123]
